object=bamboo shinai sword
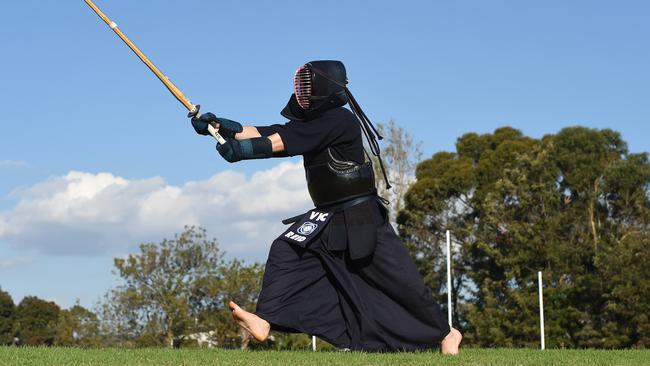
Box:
[83,0,226,145]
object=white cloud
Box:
[0,162,312,261]
[0,160,27,168]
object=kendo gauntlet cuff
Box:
[217,137,273,163]
[241,137,273,159]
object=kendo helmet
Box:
[293,60,348,111]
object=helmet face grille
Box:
[294,65,312,110]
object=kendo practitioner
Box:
[190,61,462,354]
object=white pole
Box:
[538,271,545,350]
[446,230,452,326]
[312,335,316,351]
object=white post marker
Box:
[312,335,316,351]
[538,271,545,350]
[446,230,452,326]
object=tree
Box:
[0,288,15,345]
[371,119,422,225]
[399,126,650,348]
[189,259,264,348]
[14,296,60,346]
[55,301,101,347]
[105,226,224,348]
[100,226,266,349]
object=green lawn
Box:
[0,347,648,366]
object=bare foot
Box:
[229,301,270,342]
[441,327,463,355]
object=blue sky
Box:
[1,0,649,308]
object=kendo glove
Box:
[191,113,243,139]
[217,137,273,163]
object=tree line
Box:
[399,126,650,348]
[1,124,647,349]
[0,227,316,350]
[0,291,100,347]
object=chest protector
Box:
[305,148,376,207]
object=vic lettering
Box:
[309,211,329,222]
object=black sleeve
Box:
[256,125,279,137]
[256,111,356,156]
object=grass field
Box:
[1,347,648,366]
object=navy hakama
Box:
[255,200,450,352]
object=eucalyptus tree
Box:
[399,126,650,348]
